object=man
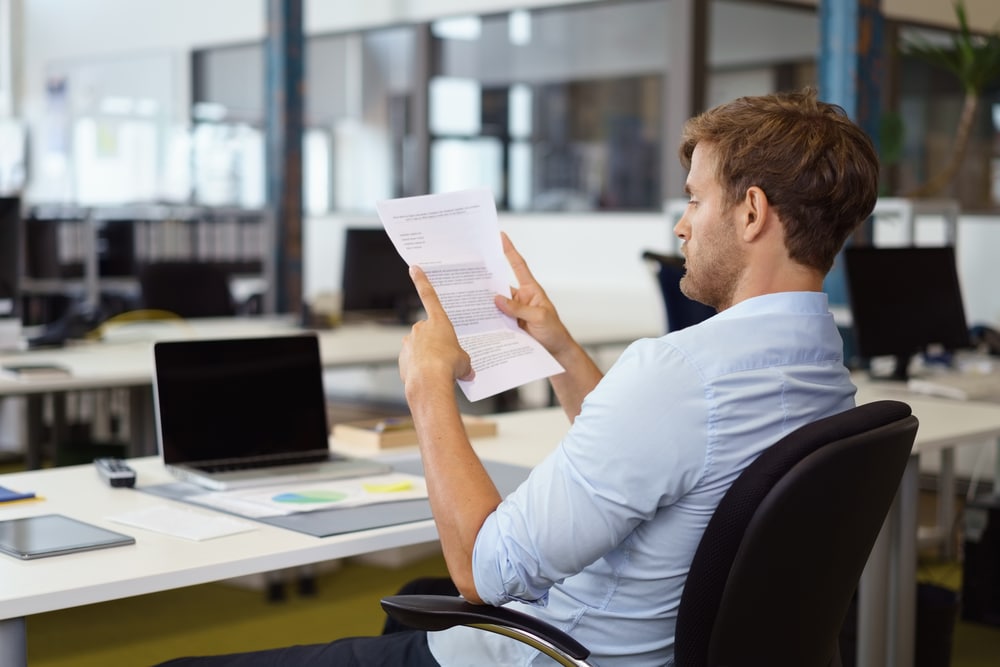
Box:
[156,87,879,666]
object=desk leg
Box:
[858,504,891,667]
[25,395,44,470]
[127,385,157,457]
[938,448,956,560]
[0,617,27,667]
[995,437,1000,495]
[23,392,68,469]
[858,455,918,667]
[890,456,918,667]
[50,392,67,465]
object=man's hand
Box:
[399,266,475,391]
[494,232,575,358]
[495,232,604,420]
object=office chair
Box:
[381,399,918,667]
[642,250,716,332]
[137,261,236,318]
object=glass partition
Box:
[50,0,999,217]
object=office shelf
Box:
[20,204,274,323]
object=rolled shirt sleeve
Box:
[472,338,709,606]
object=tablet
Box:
[0,514,135,560]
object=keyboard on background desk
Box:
[907,372,1000,402]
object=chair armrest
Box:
[380,594,592,666]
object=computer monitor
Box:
[844,245,971,380]
[0,197,21,319]
[340,227,419,323]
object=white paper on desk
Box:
[375,188,564,401]
[108,505,257,541]
[186,473,429,518]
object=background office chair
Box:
[641,250,716,332]
[381,399,918,667]
[137,261,236,318]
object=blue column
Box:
[265,0,304,315]
[819,0,883,305]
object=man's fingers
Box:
[457,359,476,382]
[409,266,447,318]
[501,232,537,287]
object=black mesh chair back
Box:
[674,399,917,666]
[641,250,716,332]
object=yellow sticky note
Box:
[363,481,414,493]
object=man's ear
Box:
[742,186,769,242]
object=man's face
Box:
[673,143,746,311]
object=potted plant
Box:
[900,0,1000,198]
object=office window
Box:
[37,52,177,205]
[431,2,667,211]
[181,0,823,215]
[73,115,159,205]
[190,121,264,208]
[0,0,11,117]
[428,0,819,212]
[192,25,419,214]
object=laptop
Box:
[153,333,390,491]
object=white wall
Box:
[304,210,670,312]
[308,209,1000,329]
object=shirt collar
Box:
[714,291,830,320]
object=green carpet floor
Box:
[26,550,1000,666]
[918,559,1000,667]
[28,553,450,666]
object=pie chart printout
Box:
[272,490,348,505]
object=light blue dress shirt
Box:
[429,291,856,666]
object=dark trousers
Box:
[154,577,459,667]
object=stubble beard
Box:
[679,228,743,312]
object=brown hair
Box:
[679,88,878,273]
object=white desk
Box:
[0,407,569,666]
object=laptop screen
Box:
[154,334,331,465]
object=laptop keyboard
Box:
[198,452,347,473]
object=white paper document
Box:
[108,505,257,541]
[375,188,564,401]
